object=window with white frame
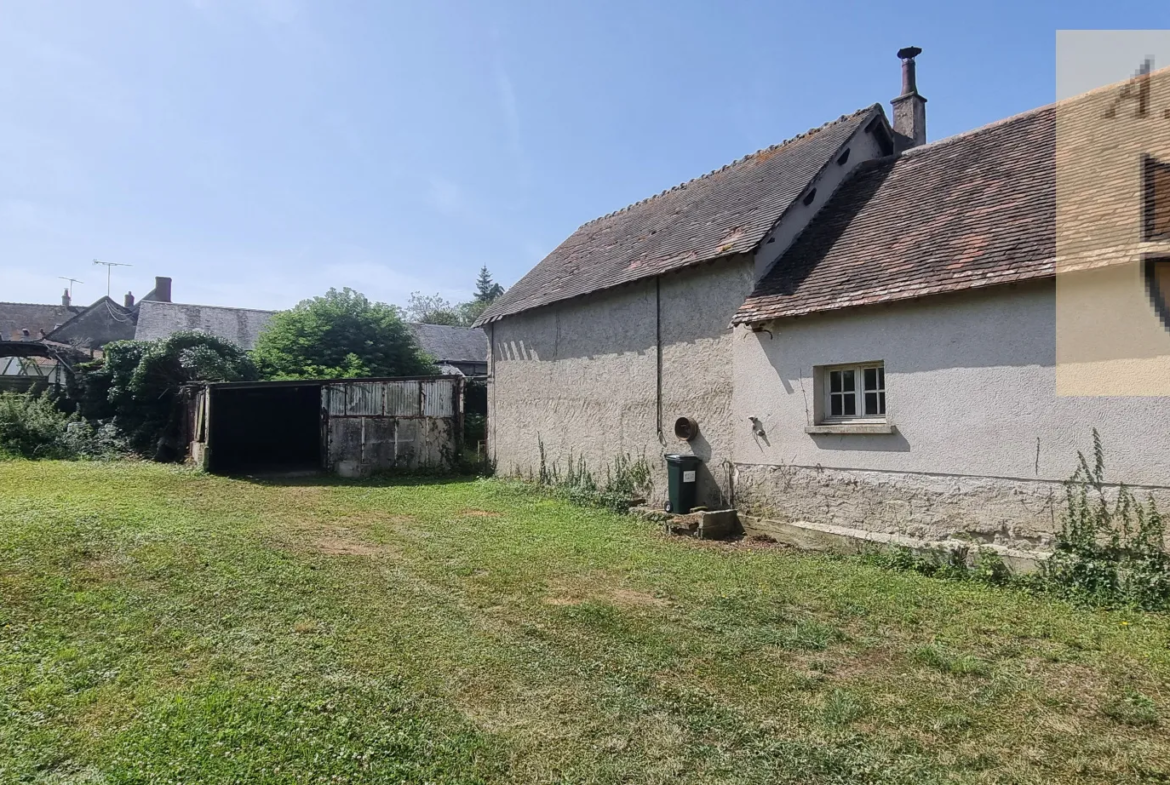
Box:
[823,363,885,421]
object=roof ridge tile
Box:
[577,104,879,230]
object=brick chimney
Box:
[124,291,135,308]
[153,276,172,303]
[891,46,927,152]
[62,288,71,307]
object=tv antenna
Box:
[92,259,131,297]
[58,277,84,298]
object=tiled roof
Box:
[0,302,80,341]
[46,297,137,349]
[134,301,277,349]
[475,104,885,325]
[734,105,1055,324]
[408,323,488,364]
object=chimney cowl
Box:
[62,288,71,307]
[897,46,922,95]
[124,292,135,308]
[891,46,927,152]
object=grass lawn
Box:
[2,462,1169,784]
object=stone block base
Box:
[733,462,1170,553]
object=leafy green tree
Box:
[253,288,434,380]
[474,266,505,304]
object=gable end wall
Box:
[488,257,754,507]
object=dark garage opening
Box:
[209,384,322,473]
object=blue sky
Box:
[2,1,1166,311]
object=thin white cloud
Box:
[495,62,523,161]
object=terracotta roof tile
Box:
[476,105,885,325]
[733,105,1056,324]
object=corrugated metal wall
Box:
[322,377,461,474]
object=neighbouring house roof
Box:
[733,105,1056,324]
[46,297,138,349]
[0,302,80,341]
[475,104,887,325]
[134,300,276,349]
[408,323,488,364]
[134,300,489,365]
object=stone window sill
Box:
[804,423,896,435]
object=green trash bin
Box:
[664,453,701,514]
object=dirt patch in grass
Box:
[272,526,399,558]
[544,573,669,608]
[309,530,398,557]
[330,511,417,527]
[788,645,899,682]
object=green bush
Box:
[0,391,126,460]
[0,390,77,458]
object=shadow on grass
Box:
[228,468,484,489]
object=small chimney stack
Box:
[891,46,927,152]
[124,291,135,308]
[153,276,172,303]
[62,288,71,307]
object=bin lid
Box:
[664,453,702,464]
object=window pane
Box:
[843,394,856,416]
[830,395,842,417]
[878,367,885,389]
[842,370,855,392]
[879,392,886,413]
[864,367,877,390]
[830,371,842,393]
[865,392,878,414]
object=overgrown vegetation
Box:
[76,331,257,458]
[2,462,1169,783]
[0,391,126,460]
[528,437,654,511]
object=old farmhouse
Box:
[476,49,1170,554]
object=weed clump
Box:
[864,430,1170,612]
[528,437,653,512]
[1042,429,1170,610]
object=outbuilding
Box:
[185,376,464,476]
